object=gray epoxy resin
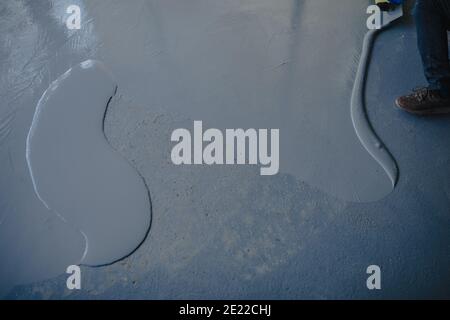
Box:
[350,10,404,189]
[87,0,398,202]
[26,60,151,266]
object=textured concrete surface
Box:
[1,0,450,299]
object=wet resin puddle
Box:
[350,8,404,189]
[87,0,399,202]
[26,60,151,266]
[0,0,409,293]
[0,0,88,293]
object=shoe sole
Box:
[395,100,450,116]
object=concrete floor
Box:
[1,0,450,299]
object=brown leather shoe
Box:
[395,87,450,115]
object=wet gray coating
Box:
[81,0,397,202]
[0,0,88,293]
[0,0,401,291]
[350,8,404,189]
[26,60,151,266]
[2,0,450,299]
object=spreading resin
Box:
[3,0,450,301]
[26,60,151,266]
[350,8,404,188]
[87,0,397,202]
[0,0,88,294]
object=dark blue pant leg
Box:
[415,0,450,97]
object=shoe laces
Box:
[412,87,434,102]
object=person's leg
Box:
[415,0,450,96]
[396,0,450,115]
